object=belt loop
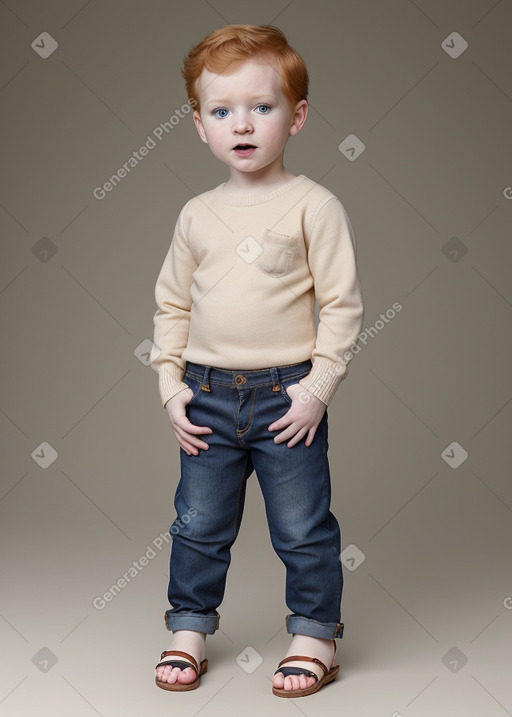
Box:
[201,366,212,392]
[270,366,280,392]
[334,622,344,638]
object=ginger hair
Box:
[181,24,309,113]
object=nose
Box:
[232,110,254,134]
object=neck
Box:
[224,163,295,195]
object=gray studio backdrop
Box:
[1,1,511,716]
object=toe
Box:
[177,666,197,684]
[282,672,316,692]
[285,674,300,691]
[157,665,176,684]
[156,660,197,685]
[273,671,285,689]
[155,666,166,682]
[301,674,316,690]
[274,670,317,692]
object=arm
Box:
[150,201,197,408]
[269,196,364,447]
[150,202,212,454]
[298,196,365,405]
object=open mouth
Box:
[233,144,257,150]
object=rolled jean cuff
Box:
[165,610,220,634]
[286,614,344,639]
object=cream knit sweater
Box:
[151,174,364,407]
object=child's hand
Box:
[268,384,326,448]
[165,389,213,456]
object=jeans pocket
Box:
[279,379,300,406]
[279,366,312,405]
[255,230,298,278]
[182,375,204,407]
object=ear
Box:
[289,100,308,136]
[193,110,208,144]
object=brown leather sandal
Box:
[155,649,208,691]
[272,639,339,698]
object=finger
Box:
[180,439,206,456]
[175,425,211,451]
[284,425,308,448]
[273,424,298,444]
[304,425,318,447]
[177,416,213,434]
[286,429,307,448]
[178,432,211,452]
[268,413,291,432]
[179,441,197,456]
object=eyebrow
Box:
[206,95,277,105]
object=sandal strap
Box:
[276,666,318,681]
[155,658,198,672]
[276,654,329,676]
[156,650,198,673]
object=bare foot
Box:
[155,629,206,686]
[272,635,335,692]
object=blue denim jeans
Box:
[164,360,345,640]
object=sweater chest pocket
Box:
[255,229,299,278]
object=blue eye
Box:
[256,104,271,113]
[212,108,229,118]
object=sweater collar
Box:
[214,174,307,206]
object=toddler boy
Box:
[151,24,364,698]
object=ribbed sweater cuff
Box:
[159,364,189,409]
[298,358,348,406]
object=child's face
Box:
[192,56,307,178]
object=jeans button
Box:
[234,374,246,385]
